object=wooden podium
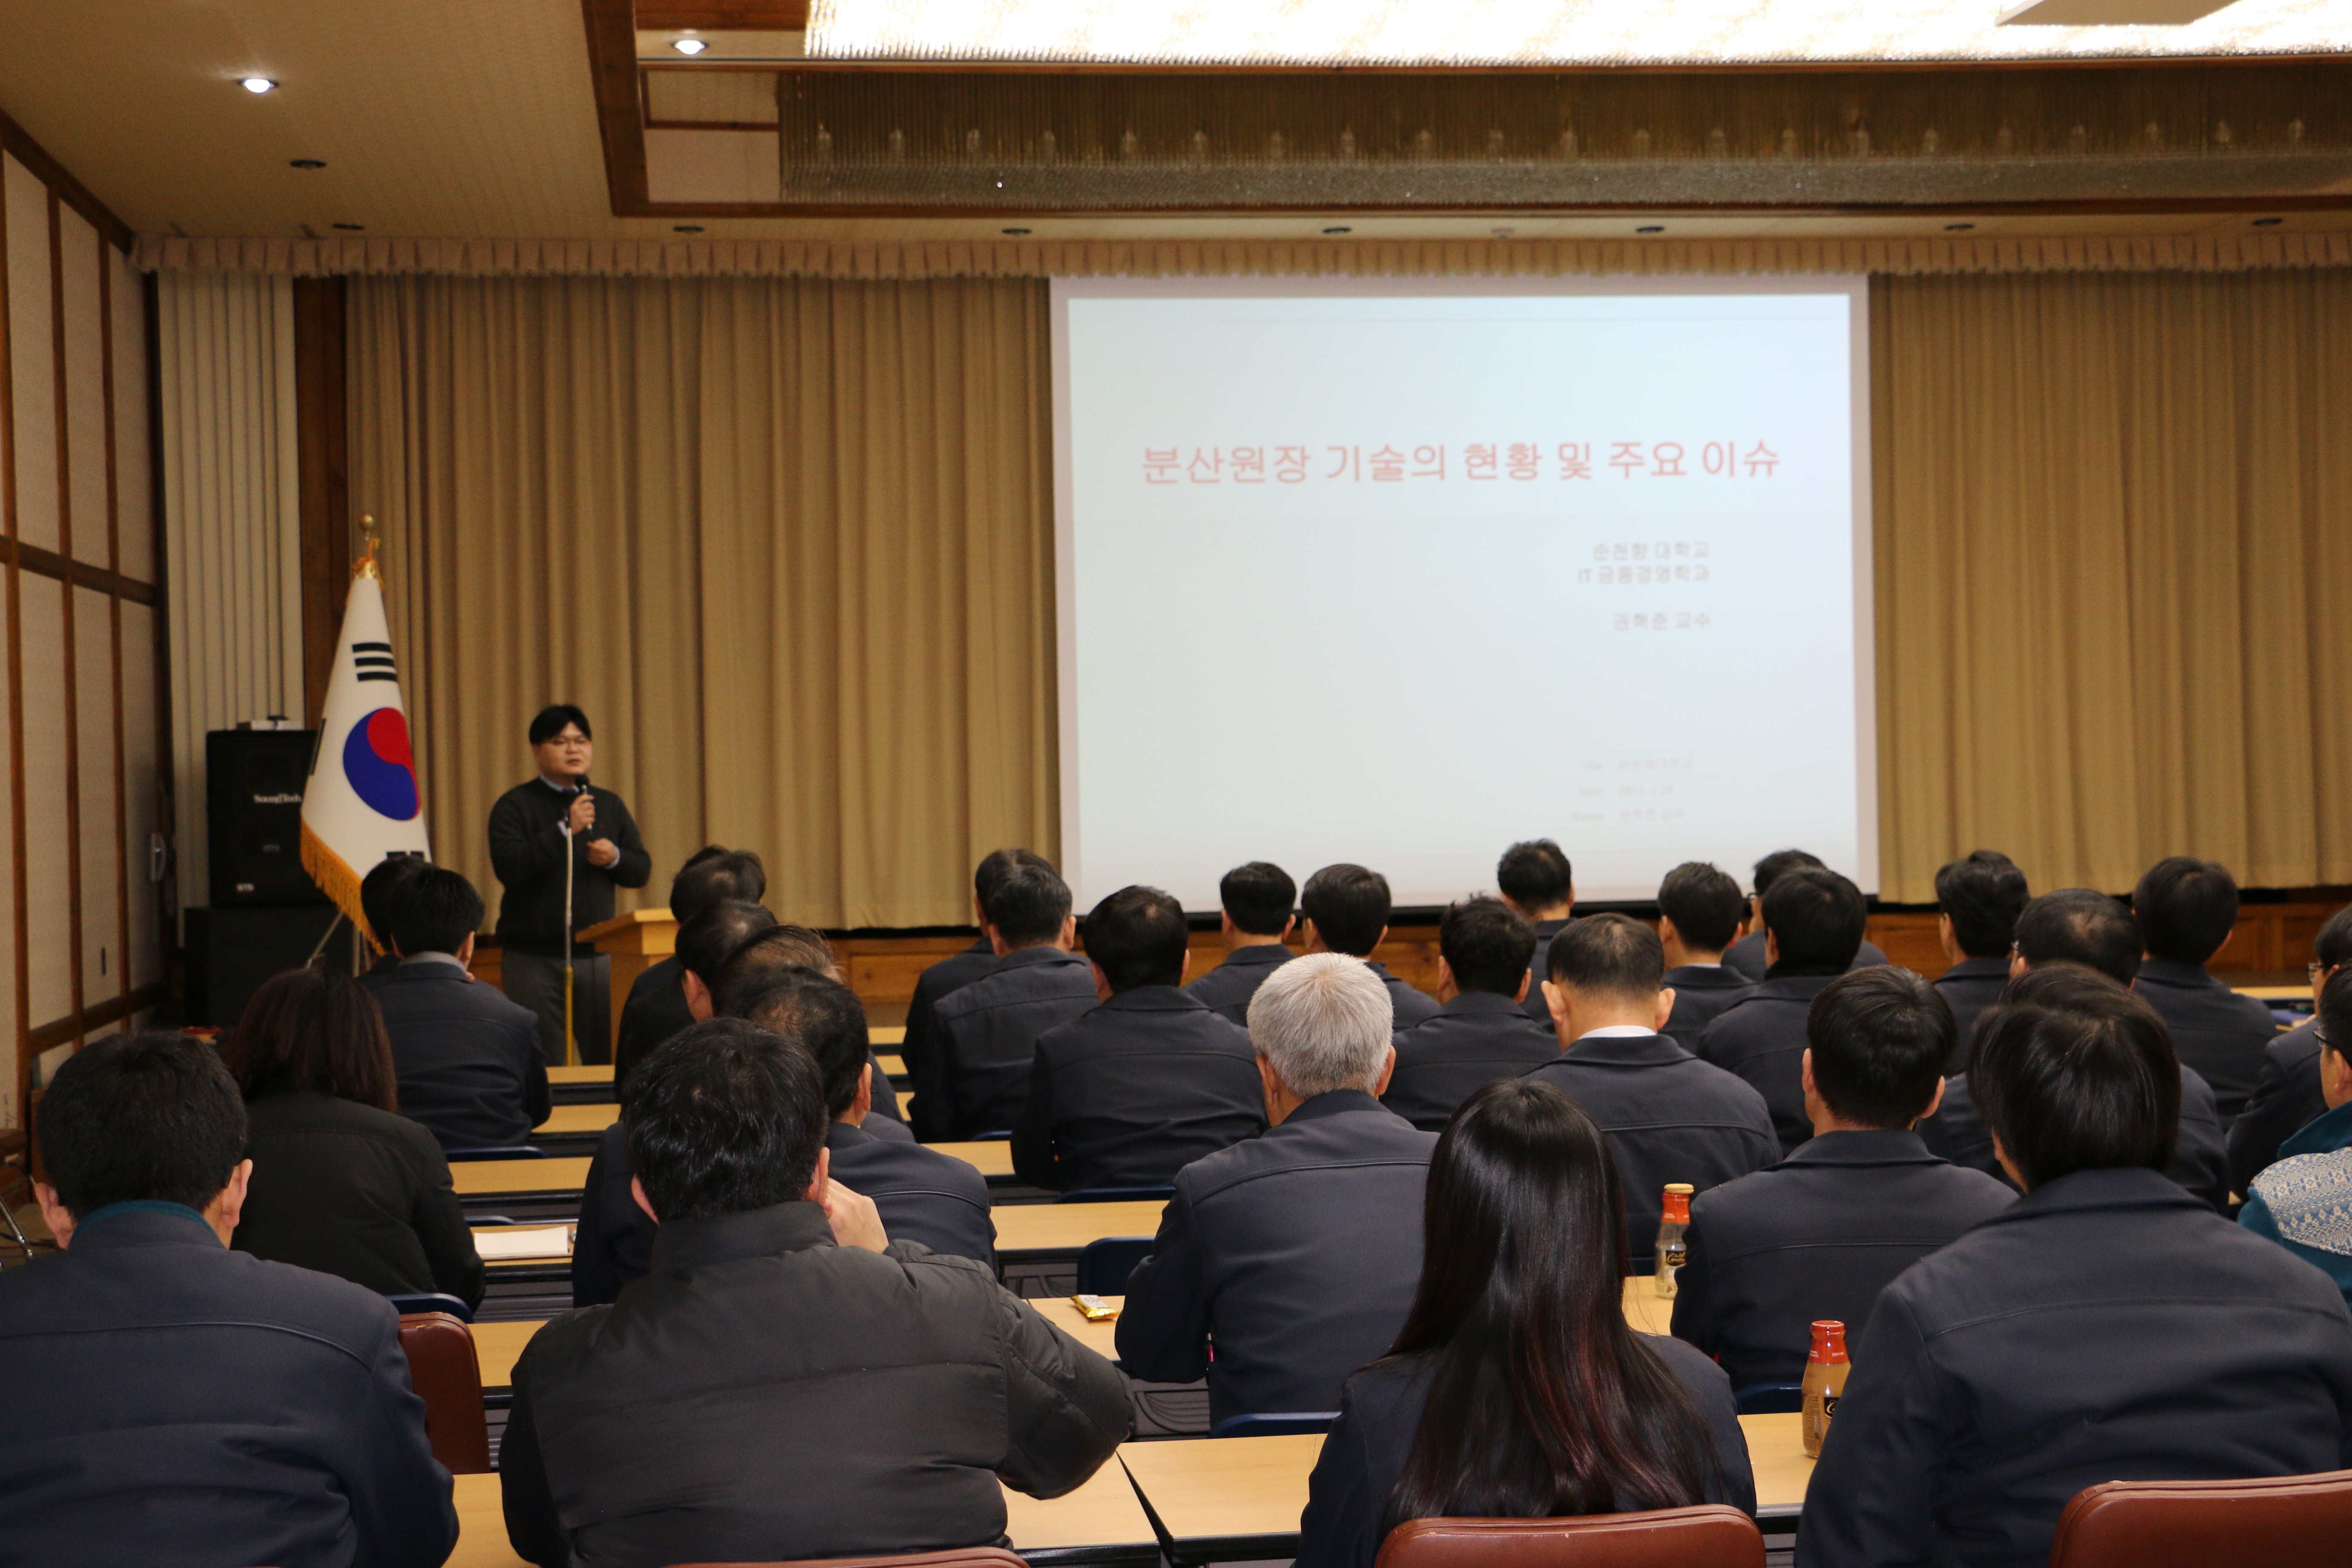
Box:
[578,908,678,1058]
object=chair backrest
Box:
[1209,1411,1340,1439]
[664,1548,1030,1568]
[1056,1187,1175,1204]
[2049,1470,2352,1568]
[386,1290,475,1323]
[1375,1509,1764,1568]
[444,1145,546,1161]
[1074,1236,1155,1295]
[1732,1383,1804,1415]
[395,1311,491,1474]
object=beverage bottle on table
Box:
[1801,1319,1850,1457]
[1654,1183,1694,1298]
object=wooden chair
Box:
[1375,1509,1765,1568]
[395,1311,491,1474]
[2049,1470,2352,1568]
[665,1549,1029,1568]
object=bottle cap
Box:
[1808,1320,1849,1362]
[1660,1183,1694,1222]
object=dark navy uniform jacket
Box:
[901,937,997,1085]
[1930,956,2012,1073]
[369,956,550,1150]
[1920,1064,2231,1213]
[1519,917,1573,1024]
[1798,1167,2352,1568]
[0,1204,456,1568]
[2230,1018,2328,1194]
[1661,964,1758,1054]
[1382,991,1559,1131]
[1365,960,1440,1028]
[1723,931,1887,983]
[1011,986,1265,1192]
[2134,956,2280,1125]
[1697,971,1844,1153]
[919,946,1098,1139]
[1183,942,1295,1026]
[1670,1129,2015,1388]
[1118,1089,1437,1424]
[1523,1032,1780,1263]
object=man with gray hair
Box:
[1118,953,1439,1427]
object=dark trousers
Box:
[502,951,613,1066]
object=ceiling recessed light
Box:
[1002,227,1032,236]
[1636,224,1666,234]
[332,222,364,231]
[673,224,705,233]
[672,36,708,55]
[240,77,277,94]
[1322,225,1351,235]
[2253,216,2285,226]
[289,158,326,169]
[1945,221,1977,231]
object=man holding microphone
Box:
[489,705,652,1065]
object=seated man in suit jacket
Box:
[1929,849,2030,1072]
[374,864,550,1151]
[921,862,1097,1139]
[2133,855,2281,1125]
[3,1032,455,1568]
[1528,914,1781,1264]
[1497,838,1576,1026]
[2231,903,2352,1192]
[1383,895,1558,1130]
[1120,953,1439,1425]
[1299,862,1439,1028]
[714,922,906,1136]
[1014,885,1265,1192]
[1700,866,1872,1152]
[1672,968,2014,1390]
[1722,849,1888,982]
[1656,861,1757,1052]
[2240,968,2352,1307]
[1184,860,1299,1026]
[355,852,425,990]
[504,1020,1130,1568]
[904,848,1056,1084]
[613,845,766,1093]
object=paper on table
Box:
[473,1225,574,1261]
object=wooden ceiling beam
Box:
[634,1,807,28]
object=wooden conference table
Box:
[458,1142,1019,1205]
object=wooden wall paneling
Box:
[75,588,118,1011]
[98,224,129,1023]
[0,149,19,1126]
[140,273,174,983]
[58,206,105,571]
[46,189,85,1037]
[111,250,151,584]
[18,574,67,1030]
[4,156,56,555]
[293,276,349,728]
[119,599,160,993]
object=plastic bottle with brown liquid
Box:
[1654,1183,1694,1298]
[1801,1320,1850,1457]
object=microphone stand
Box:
[562,778,584,1068]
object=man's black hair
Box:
[1219,861,1297,939]
[1808,968,1956,1127]
[670,846,767,924]
[37,1032,248,1218]
[1935,850,2031,961]
[527,704,592,746]
[385,864,484,957]
[2015,889,2142,986]
[712,924,838,1019]
[1657,862,1746,955]
[2317,905,2352,975]
[1546,911,1664,999]
[623,1017,827,1222]
[1751,848,1827,898]
[1441,896,1537,996]
[1301,864,1393,958]
[677,898,778,986]
[975,847,1056,908]
[1084,885,1189,994]
[1760,866,1867,969]
[1972,964,2179,1189]
[1496,839,1574,913]
[745,967,873,1119]
[982,862,1074,949]
[359,855,426,950]
[2134,856,2242,965]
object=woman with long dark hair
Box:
[224,966,484,1308]
[1295,1077,1753,1568]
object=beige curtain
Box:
[347,274,1053,930]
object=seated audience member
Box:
[2133,855,2280,1124]
[1297,1078,1754,1568]
[1014,886,1264,1191]
[921,862,1096,1139]
[1656,861,1757,1051]
[503,1020,1130,1567]
[1120,954,1439,1424]
[371,864,548,1151]
[904,848,1055,1083]
[616,895,778,1086]
[1383,896,1558,1130]
[227,968,485,1309]
[355,852,425,987]
[3,1033,455,1567]
[1929,849,2030,1069]
[713,922,904,1134]
[1700,867,1871,1150]
[1798,973,2352,1568]
[1671,969,2012,1390]
[1529,915,1780,1259]
[1723,849,1888,982]
[2240,969,2352,1306]
[1301,862,1439,1027]
[2231,903,2352,1191]
[1497,838,1576,1025]
[613,845,766,1079]
[1185,860,1299,1025]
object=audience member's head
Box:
[1219,861,1297,940]
[1972,964,2180,1191]
[2135,856,2242,966]
[624,1018,827,1222]
[1387,1077,1708,1521]
[975,847,1056,914]
[1439,896,1536,999]
[677,897,780,1007]
[35,1031,250,1244]
[383,864,484,959]
[711,923,840,1019]
[2014,889,2142,986]
[1936,850,2030,961]
[1806,968,1955,1131]
[221,967,397,1113]
[669,845,767,924]
[744,967,873,1122]
[1656,861,1746,959]
[1248,952,1394,1102]
[1301,864,1392,959]
[1083,885,1189,995]
[981,861,1074,952]
[1495,839,1574,920]
[358,854,425,954]
[1751,848,1827,901]
[1760,865,1868,970]
[2316,905,2352,998]
[2320,967,2352,1109]
[1543,913,1667,1041]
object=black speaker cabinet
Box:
[182,904,345,1029]
[206,728,326,907]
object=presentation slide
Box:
[1052,277,1875,913]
